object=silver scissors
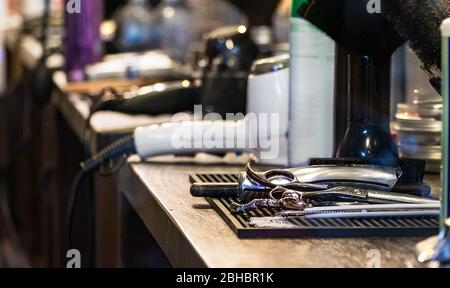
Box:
[230,185,439,214]
[191,163,403,204]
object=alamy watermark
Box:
[367,249,381,268]
[66,249,81,268]
[366,0,381,14]
[66,0,81,14]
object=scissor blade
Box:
[276,203,441,219]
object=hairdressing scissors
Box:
[230,185,440,214]
[191,163,403,204]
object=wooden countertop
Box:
[50,71,442,268]
[119,159,439,268]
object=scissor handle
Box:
[190,183,240,198]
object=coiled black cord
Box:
[65,135,136,255]
[80,135,136,173]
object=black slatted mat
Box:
[190,173,440,238]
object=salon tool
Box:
[310,158,432,198]
[191,161,439,215]
[88,47,286,161]
[92,25,258,117]
[80,25,266,175]
[81,121,256,172]
[82,27,259,162]
[230,186,439,214]
[65,120,258,251]
[191,163,402,203]
[298,0,403,167]
[72,120,398,249]
[290,0,335,166]
[191,172,440,237]
[300,0,448,165]
[90,80,201,116]
[82,23,259,154]
[87,54,290,165]
[277,204,441,220]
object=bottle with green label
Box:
[288,0,336,166]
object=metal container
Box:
[394,117,442,133]
[394,95,443,174]
[396,103,442,119]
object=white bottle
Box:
[247,55,290,166]
[289,1,336,166]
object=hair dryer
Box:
[298,0,404,167]
[92,25,259,117]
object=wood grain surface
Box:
[51,70,442,268]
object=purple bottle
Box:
[65,0,103,81]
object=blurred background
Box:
[0,0,291,268]
[0,0,441,268]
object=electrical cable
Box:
[65,135,136,254]
[64,170,86,255]
[81,89,121,266]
